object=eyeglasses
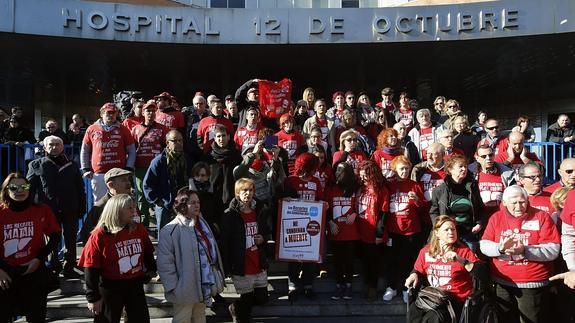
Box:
[8,183,30,192]
[563,169,575,174]
[522,175,541,181]
[478,153,494,159]
[345,138,358,142]
[448,105,458,109]
[486,126,499,130]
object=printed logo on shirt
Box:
[521,220,540,231]
[332,197,352,221]
[423,178,444,201]
[479,182,504,207]
[245,221,259,251]
[390,192,410,213]
[282,140,298,158]
[91,131,103,141]
[424,253,453,288]
[115,238,143,274]
[3,221,34,258]
[499,229,530,263]
[358,194,373,219]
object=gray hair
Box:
[518,163,540,178]
[502,185,529,203]
[416,109,431,118]
[43,135,63,147]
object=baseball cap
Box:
[104,168,133,183]
[100,103,118,113]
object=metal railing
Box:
[525,142,575,183]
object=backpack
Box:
[414,286,457,323]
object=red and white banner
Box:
[258,78,292,119]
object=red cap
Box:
[143,100,157,111]
[279,113,293,126]
[100,103,118,113]
[154,91,173,101]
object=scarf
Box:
[48,153,69,168]
[8,199,31,212]
[210,142,238,204]
[194,217,218,303]
[166,149,187,191]
[382,146,400,155]
[193,179,210,193]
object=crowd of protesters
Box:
[1,81,575,323]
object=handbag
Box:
[414,286,457,323]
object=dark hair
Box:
[334,163,357,196]
[516,116,529,127]
[0,173,31,209]
[172,187,199,215]
[191,162,210,178]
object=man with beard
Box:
[27,135,85,278]
[144,130,191,234]
[154,91,185,131]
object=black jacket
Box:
[429,174,484,231]
[546,122,575,143]
[220,198,270,277]
[27,155,86,216]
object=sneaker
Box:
[331,285,344,300]
[304,288,318,300]
[382,287,397,302]
[343,284,353,300]
[228,303,238,323]
[402,290,409,304]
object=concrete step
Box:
[54,273,390,296]
[46,291,407,320]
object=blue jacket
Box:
[143,151,190,207]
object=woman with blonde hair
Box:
[332,129,367,173]
[221,178,270,323]
[406,215,479,322]
[302,87,316,113]
[78,194,156,323]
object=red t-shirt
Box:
[197,116,235,152]
[332,151,367,174]
[386,179,424,236]
[131,123,169,168]
[443,148,465,161]
[356,185,390,244]
[314,165,333,192]
[325,186,359,241]
[398,108,414,131]
[0,204,60,266]
[560,190,575,227]
[419,127,434,160]
[372,150,401,178]
[122,116,143,132]
[83,123,135,174]
[413,244,479,303]
[529,192,554,214]
[155,109,184,130]
[494,151,543,170]
[477,171,505,218]
[234,126,261,153]
[276,130,305,174]
[482,207,560,283]
[543,181,564,194]
[241,211,261,275]
[315,117,329,141]
[285,176,323,201]
[78,224,154,280]
[418,168,446,225]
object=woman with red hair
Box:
[356,160,389,301]
[372,128,404,178]
[284,153,323,301]
[276,113,304,174]
[326,91,347,129]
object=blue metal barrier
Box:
[525,142,574,183]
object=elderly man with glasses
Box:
[543,158,575,193]
[517,163,553,215]
[478,118,508,155]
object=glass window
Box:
[312,0,328,8]
[294,0,312,7]
[342,0,359,7]
[210,0,245,7]
[277,0,293,8]
[359,0,378,7]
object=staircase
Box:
[45,232,408,322]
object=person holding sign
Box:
[284,153,323,301]
[221,178,270,323]
[326,163,359,300]
[356,160,390,302]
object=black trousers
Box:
[96,278,149,323]
[0,265,48,323]
[495,283,549,323]
[360,242,383,288]
[386,233,421,291]
[332,240,356,285]
[59,210,79,265]
[288,262,317,289]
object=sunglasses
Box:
[486,126,499,130]
[8,183,30,192]
[448,105,458,109]
[345,138,358,142]
[522,175,541,181]
[478,153,494,159]
[563,169,575,174]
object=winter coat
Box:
[157,215,224,305]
